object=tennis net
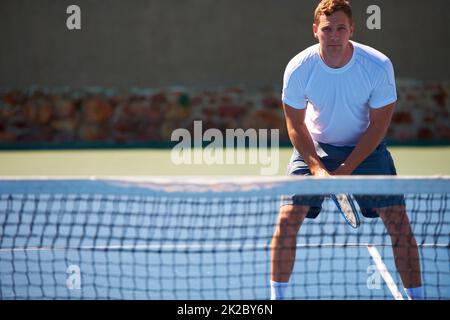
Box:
[0,176,449,299]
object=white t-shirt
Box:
[282,40,397,146]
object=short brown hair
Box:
[314,0,353,24]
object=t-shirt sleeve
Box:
[369,59,397,108]
[282,67,307,109]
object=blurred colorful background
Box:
[1,0,449,175]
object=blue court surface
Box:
[0,190,448,300]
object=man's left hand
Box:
[331,163,353,175]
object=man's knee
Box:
[378,205,413,235]
[277,205,309,232]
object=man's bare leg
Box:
[378,205,423,299]
[270,205,309,299]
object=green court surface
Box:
[0,146,449,176]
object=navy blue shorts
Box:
[280,140,406,219]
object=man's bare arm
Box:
[333,103,395,175]
[283,103,329,176]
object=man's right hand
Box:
[283,103,330,178]
[310,166,331,177]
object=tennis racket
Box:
[331,193,360,228]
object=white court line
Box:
[367,245,404,300]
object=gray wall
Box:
[1,0,449,89]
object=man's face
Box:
[313,11,354,57]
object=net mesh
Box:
[0,177,449,299]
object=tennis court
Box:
[0,146,449,176]
[1,0,449,303]
[0,176,448,300]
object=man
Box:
[270,0,423,300]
